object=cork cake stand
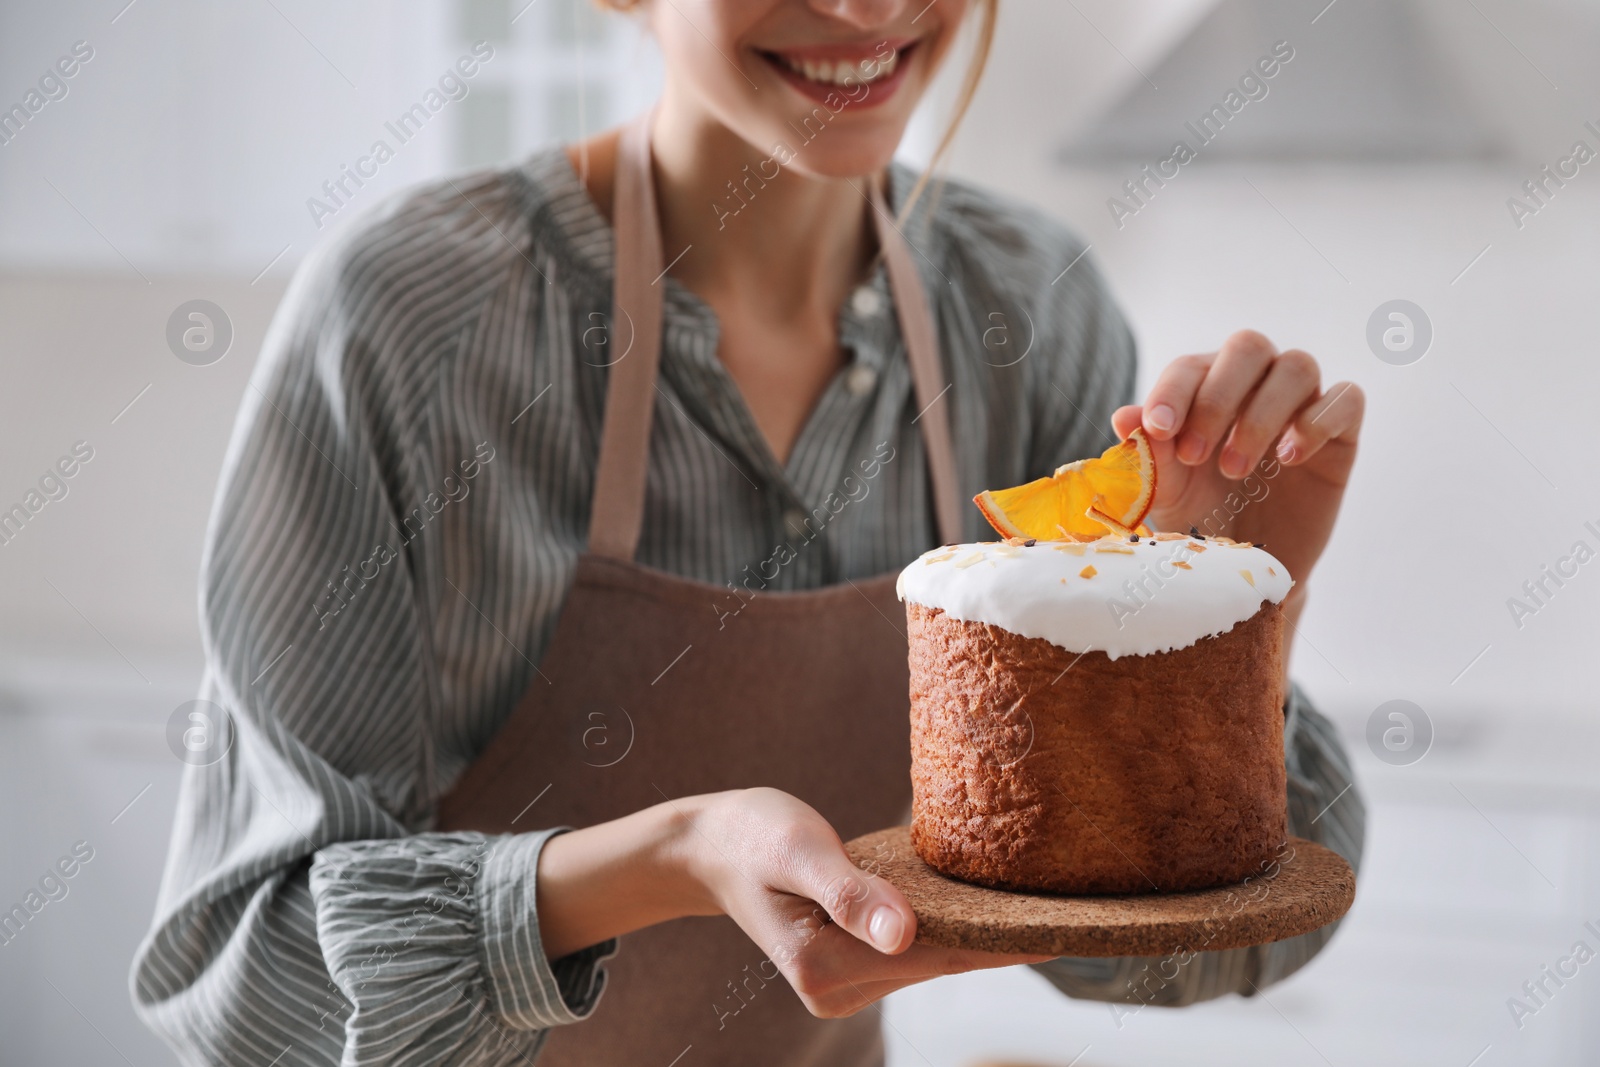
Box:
[843,826,1355,957]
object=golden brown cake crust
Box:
[907,603,1288,894]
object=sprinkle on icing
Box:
[898,534,1293,659]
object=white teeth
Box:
[864,50,902,80]
[781,49,901,88]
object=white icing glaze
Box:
[896,535,1293,659]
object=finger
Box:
[1111,404,1142,440]
[902,947,1062,979]
[847,940,1054,980]
[761,902,923,1014]
[809,976,907,1018]
[1218,349,1320,478]
[1113,406,1177,476]
[765,904,1057,1019]
[786,957,971,1020]
[1138,354,1213,440]
[1175,330,1277,466]
[765,918,905,1018]
[767,899,1043,992]
[1281,381,1365,466]
[807,944,1052,1013]
[782,836,917,955]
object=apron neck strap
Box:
[586,116,665,562]
[587,113,964,561]
[865,174,964,549]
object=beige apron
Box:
[436,114,962,1066]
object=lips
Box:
[757,39,919,108]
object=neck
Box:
[648,94,879,320]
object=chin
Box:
[775,124,908,181]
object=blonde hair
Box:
[592,0,998,220]
[899,0,996,222]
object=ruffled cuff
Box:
[476,829,618,1029]
[309,830,616,1061]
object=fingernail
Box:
[868,906,902,951]
[1277,438,1295,462]
[1220,449,1246,479]
[1146,403,1176,434]
[1177,434,1205,464]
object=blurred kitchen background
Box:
[2,0,1598,1063]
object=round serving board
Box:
[843,826,1355,958]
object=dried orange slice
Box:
[974,428,1156,541]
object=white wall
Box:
[0,0,661,276]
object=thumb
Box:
[802,842,917,955]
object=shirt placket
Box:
[657,270,899,590]
[656,295,818,589]
[781,267,896,586]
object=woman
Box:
[133,0,1366,1063]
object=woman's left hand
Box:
[1110,330,1365,621]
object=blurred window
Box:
[450,0,645,167]
[458,0,513,43]
[457,85,516,168]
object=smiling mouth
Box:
[758,40,918,92]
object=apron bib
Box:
[437,113,961,1066]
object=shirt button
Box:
[850,285,883,317]
[844,364,877,396]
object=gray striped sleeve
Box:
[1028,682,1366,1010]
[130,178,611,1065]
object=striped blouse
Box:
[130,146,1365,1065]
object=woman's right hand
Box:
[537,786,1048,1020]
[683,787,1049,1018]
